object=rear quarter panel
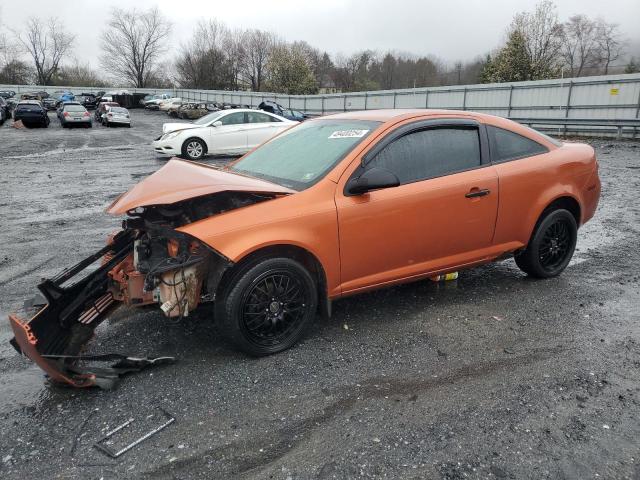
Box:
[493,142,598,246]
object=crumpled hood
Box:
[162,122,197,134]
[107,158,295,215]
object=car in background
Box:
[258,100,307,121]
[145,94,173,110]
[58,103,92,128]
[77,93,97,110]
[42,97,58,111]
[95,101,119,121]
[56,91,75,106]
[153,108,297,160]
[0,90,16,99]
[178,103,217,120]
[140,94,169,106]
[20,92,44,103]
[13,100,49,127]
[0,97,8,124]
[162,98,182,115]
[101,106,131,127]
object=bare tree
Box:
[510,0,563,79]
[100,7,171,88]
[595,19,626,74]
[560,15,602,77]
[242,29,276,91]
[16,17,74,85]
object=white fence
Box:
[3,73,640,137]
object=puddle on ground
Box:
[0,366,47,415]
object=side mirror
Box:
[346,167,400,195]
[212,120,222,127]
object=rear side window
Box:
[488,126,548,162]
[368,127,481,184]
[246,112,272,123]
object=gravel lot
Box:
[0,110,639,479]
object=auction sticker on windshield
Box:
[328,129,369,139]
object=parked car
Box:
[157,97,182,112]
[77,93,97,110]
[58,103,92,128]
[101,106,131,127]
[166,100,186,117]
[0,90,16,99]
[153,108,297,159]
[0,97,7,124]
[257,100,305,121]
[145,94,173,110]
[178,103,217,120]
[42,97,58,110]
[13,100,49,127]
[95,101,119,121]
[7,109,602,388]
[20,92,44,103]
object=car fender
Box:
[177,180,342,296]
[518,185,585,246]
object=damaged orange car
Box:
[9,109,601,387]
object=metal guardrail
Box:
[2,73,640,138]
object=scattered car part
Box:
[93,407,175,458]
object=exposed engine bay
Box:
[8,190,278,388]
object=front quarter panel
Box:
[177,180,342,296]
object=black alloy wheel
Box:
[217,258,317,356]
[515,209,577,278]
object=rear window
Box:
[65,105,86,112]
[110,107,127,113]
[488,126,548,162]
[17,104,41,112]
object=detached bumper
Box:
[8,230,134,388]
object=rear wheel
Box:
[181,137,206,160]
[216,257,318,356]
[515,209,577,278]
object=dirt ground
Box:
[0,110,639,479]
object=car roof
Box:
[318,108,518,126]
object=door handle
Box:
[465,188,491,198]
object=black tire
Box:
[515,208,577,278]
[216,257,318,356]
[181,137,206,160]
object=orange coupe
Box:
[9,109,601,387]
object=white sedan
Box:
[152,109,298,160]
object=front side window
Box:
[488,125,548,162]
[368,127,481,184]
[231,119,380,190]
[220,111,246,126]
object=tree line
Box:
[0,1,638,92]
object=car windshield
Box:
[230,119,380,190]
[193,110,226,125]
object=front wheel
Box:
[515,209,577,278]
[216,258,318,356]
[181,137,206,160]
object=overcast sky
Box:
[1,0,639,67]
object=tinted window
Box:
[246,112,272,124]
[65,105,86,112]
[368,127,481,184]
[220,112,246,125]
[488,126,548,162]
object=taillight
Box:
[107,113,113,117]
[63,112,69,117]
[83,112,89,117]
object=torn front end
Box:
[7,191,279,388]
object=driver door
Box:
[335,121,499,294]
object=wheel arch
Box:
[182,135,209,155]
[216,243,330,318]
[524,193,582,246]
